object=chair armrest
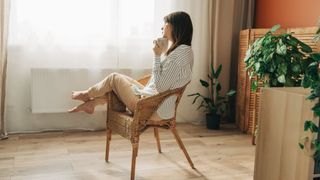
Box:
[133,86,186,123]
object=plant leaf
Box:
[291,63,301,73]
[214,64,222,78]
[226,90,236,96]
[216,82,222,92]
[299,142,304,149]
[254,62,261,71]
[277,74,286,83]
[192,95,200,104]
[276,39,287,55]
[304,120,319,132]
[306,93,318,100]
[270,24,280,33]
[301,76,311,88]
[312,103,320,117]
[310,53,320,62]
[200,79,209,88]
[288,36,298,46]
[244,47,252,62]
[188,93,199,97]
[211,63,215,78]
[299,41,312,53]
[251,81,258,91]
[197,100,205,110]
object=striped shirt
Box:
[132,44,194,119]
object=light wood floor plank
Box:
[0,123,254,180]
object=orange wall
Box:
[255,0,320,28]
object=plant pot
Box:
[206,113,221,130]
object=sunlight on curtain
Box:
[8,0,156,69]
[5,0,210,132]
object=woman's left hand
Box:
[153,40,162,57]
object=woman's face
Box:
[161,22,173,41]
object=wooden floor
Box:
[0,123,255,180]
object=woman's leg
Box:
[68,97,107,113]
[72,73,143,101]
[70,73,143,113]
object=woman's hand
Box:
[153,40,162,57]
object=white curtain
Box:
[6,0,210,132]
[0,0,10,139]
[8,0,157,69]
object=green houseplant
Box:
[245,24,320,158]
[299,25,320,159]
[188,64,236,130]
[245,24,320,154]
[244,24,313,91]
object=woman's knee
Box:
[109,72,120,78]
[108,72,127,87]
[107,72,121,81]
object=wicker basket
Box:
[236,27,318,135]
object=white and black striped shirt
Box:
[132,44,194,119]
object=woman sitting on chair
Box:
[69,11,194,121]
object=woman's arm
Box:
[152,55,179,92]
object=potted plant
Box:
[299,24,320,159]
[188,64,236,130]
[244,24,313,91]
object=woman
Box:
[69,11,194,120]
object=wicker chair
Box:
[105,75,195,180]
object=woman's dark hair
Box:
[164,11,193,55]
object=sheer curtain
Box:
[8,0,156,69]
[0,0,9,139]
[6,0,210,132]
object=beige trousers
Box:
[87,72,143,112]
[87,72,162,121]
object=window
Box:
[8,0,157,68]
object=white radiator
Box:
[31,68,151,113]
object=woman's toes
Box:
[68,101,95,114]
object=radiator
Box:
[31,68,151,113]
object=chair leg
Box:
[131,142,139,180]
[171,127,195,169]
[105,128,112,162]
[154,128,162,153]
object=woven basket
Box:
[236,27,318,135]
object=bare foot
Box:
[71,90,90,102]
[68,100,95,114]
